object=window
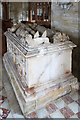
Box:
[30,2,51,27]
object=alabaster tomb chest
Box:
[3,23,79,116]
[5,24,75,88]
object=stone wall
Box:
[51,2,80,82]
[51,2,78,39]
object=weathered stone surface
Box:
[3,53,79,116]
[53,32,70,43]
[3,23,79,117]
[5,30,76,88]
[51,2,78,38]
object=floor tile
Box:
[60,106,74,118]
[0,99,3,106]
[37,108,49,118]
[69,91,79,101]
[62,95,74,105]
[0,87,3,92]
[13,113,24,118]
[54,98,67,109]
[0,115,2,120]
[27,111,38,118]
[0,107,10,119]
[1,99,10,109]
[0,108,3,116]
[76,98,80,106]
[70,114,78,118]
[68,102,80,114]
[65,106,74,116]
[1,89,7,97]
[76,112,80,119]
[0,95,7,106]
[7,112,13,118]
[50,110,65,118]
[46,103,58,114]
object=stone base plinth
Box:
[3,53,79,117]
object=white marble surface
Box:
[5,33,76,88]
[27,49,72,87]
[6,31,75,88]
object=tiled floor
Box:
[26,90,80,119]
[0,58,80,119]
[0,84,80,119]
